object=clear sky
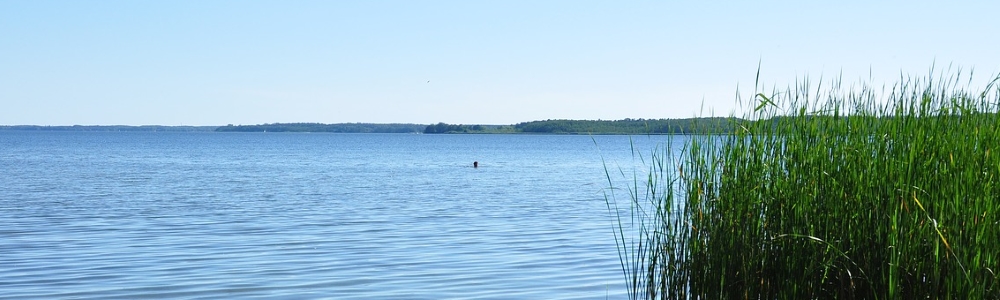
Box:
[2,1,998,126]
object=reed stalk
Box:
[605,68,1000,299]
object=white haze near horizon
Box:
[1,1,998,126]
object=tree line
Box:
[424,118,740,134]
[422,123,517,134]
[3,118,744,134]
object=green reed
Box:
[605,69,1000,299]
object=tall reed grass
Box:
[605,69,1000,299]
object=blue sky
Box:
[2,1,998,125]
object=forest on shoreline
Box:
[10,115,991,135]
[1,118,740,134]
[214,118,741,134]
[423,118,737,134]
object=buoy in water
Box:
[473,161,479,168]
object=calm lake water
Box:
[1,131,679,299]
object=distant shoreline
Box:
[0,125,218,132]
[1,118,739,135]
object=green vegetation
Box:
[515,118,736,134]
[424,118,738,134]
[605,70,1000,299]
[215,123,426,133]
[423,122,517,134]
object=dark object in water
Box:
[473,161,478,168]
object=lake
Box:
[0,131,679,299]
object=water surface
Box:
[1,132,676,299]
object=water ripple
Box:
[0,132,674,299]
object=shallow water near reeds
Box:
[1,131,678,299]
